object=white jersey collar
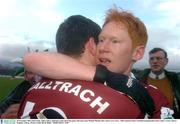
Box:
[149,71,165,79]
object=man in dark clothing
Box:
[135,47,180,118]
[0,71,39,118]
[0,80,31,118]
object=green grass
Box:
[0,76,23,102]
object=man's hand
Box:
[94,65,155,116]
[1,104,20,119]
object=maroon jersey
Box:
[18,79,143,119]
[145,84,172,119]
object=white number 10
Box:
[21,101,35,119]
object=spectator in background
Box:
[0,70,40,118]
[0,52,43,118]
[136,47,180,118]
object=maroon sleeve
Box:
[145,85,171,119]
[18,79,143,119]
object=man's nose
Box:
[153,58,158,62]
[98,41,110,53]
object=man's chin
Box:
[99,63,109,68]
[152,69,161,73]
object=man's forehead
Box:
[150,51,165,57]
[100,22,129,38]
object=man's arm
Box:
[23,53,96,81]
[24,53,155,116]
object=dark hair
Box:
[149,47,168,58]
[56,15,101,56]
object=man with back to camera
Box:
[135,47,180,118]
[23,7,173,118]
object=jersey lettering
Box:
[90,96,110,114]
[68,85,81,96]
[28,81,110,114]
[80,89,94,102]
[44,81,53,89]
[52,81,64,90]
[19,80,143,118]
[59,82,72,92]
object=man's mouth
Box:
[99,58,111,65]
[152,65,159,68]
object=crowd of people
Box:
[0,6,180,119]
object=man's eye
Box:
[112,40,119,43]
[99,39,104,42]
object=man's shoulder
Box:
[145,84,170,106]
[145,84,165,97]
[164,70,180,82]
[165,70,177,75]
[145,84,172,119]
[132,68,150,81]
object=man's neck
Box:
[79,51,96,66]
[79,58,92,65]
[149,70,165,79]
[152,69,164,75]
[72,54,93,66]
[123,63,133,76]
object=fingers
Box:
[1,104,20,119]
[1,112,17,119]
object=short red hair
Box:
[103,7,148,48]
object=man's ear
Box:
[164,57,168,66]
[85,37,97,56]
[132,45,145,61]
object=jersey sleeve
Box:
[146,85,173,119]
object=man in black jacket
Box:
[0,71,39,118]
[135,47,180,118]
[0,80,31,118]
